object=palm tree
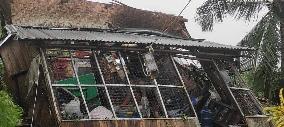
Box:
[195,0,284,99]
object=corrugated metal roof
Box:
[5,25,251,51]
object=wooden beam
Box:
[35,44,249,58]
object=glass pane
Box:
[97,51,127,84]
[159,87,195,117]
[83,86,114,119]
[71,50,102,85]
[154,54,182,86]
[108,86,139,118]
[132,87,165,118]
[45,49,77,84]
[121,52,153,85]
[53,86,88,120]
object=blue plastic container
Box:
[200,109,213,127]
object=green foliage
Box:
[0,58,6,90]
[240,10,281,99]
[196,0,283,99]
[0,90,22,127]
[195,0,267,31]
[0,16,20,127]
[0,12,6,39]
[264,88,284,127]
[241,71,255,88]
[0,20,3,39]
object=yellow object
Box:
[264,88,284,127]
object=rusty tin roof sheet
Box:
[5,25,251,51]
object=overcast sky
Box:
[90,0,268,46]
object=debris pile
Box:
[46,49,263,126]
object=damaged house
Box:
[0,0,271,127]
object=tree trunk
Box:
[264,78,271,99]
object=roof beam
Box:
[36,44,249,58]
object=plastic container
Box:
[200,108,213,127]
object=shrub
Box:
[264,88,284,127]
[0,90,23,127]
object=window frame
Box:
[41,48,197,120]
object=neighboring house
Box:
[0,0,271,127]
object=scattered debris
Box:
[62,98,83,119]
[90,106,113,119]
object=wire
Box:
[112,0,191,33]
[112,0,192,43]
[161,0,192,33]
[150,0,192,44]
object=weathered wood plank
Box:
[1,42,17,76]
[0,40,38,76]
[60,119,199,127]
[10,40,28,71]
[246,116,273,127]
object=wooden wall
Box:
[0,39,59,126]
[0,39,38,103]
[0,40,38,76]
[60,119,200,127]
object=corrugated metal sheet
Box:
[5,25,251,50]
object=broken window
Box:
[154,54,182,86]
[97,51,127,84]
[46,49,75,83]
[71,50,98,85]
[108,86,139,118]
[175,57,214,110]
[160,87,195,117]
[43,48,196,120]
[132,87,166,118]
[54,86,89,119]
[121,52,153,85]
[45,49,113,120]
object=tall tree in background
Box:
[196,0,284,99]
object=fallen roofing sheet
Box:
[5,25,251,51]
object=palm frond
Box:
[242,11,280,69]
[196,0,267,31]
[239,11,271,48]
[258,12,280,69]
[245,11,280,98]
[229,1,265,20]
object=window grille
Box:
[43,48,197,120]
